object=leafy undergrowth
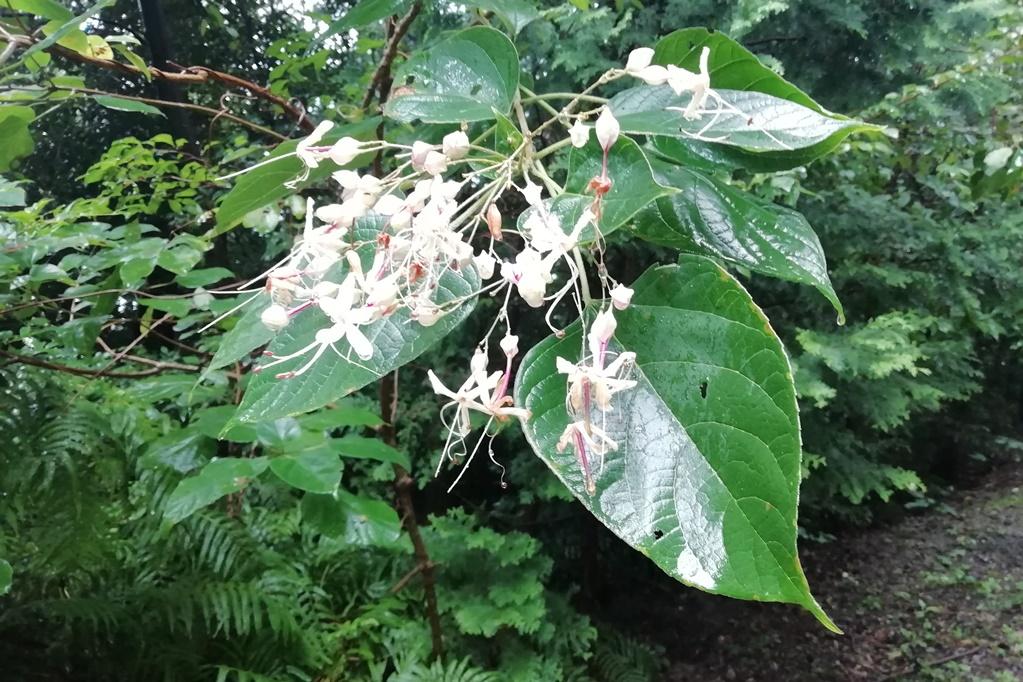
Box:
[621,460,1023,681]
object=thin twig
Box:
[361,1,423,110]
[0,348,163,379]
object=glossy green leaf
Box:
[164,457,268,523]
[564,134,677,234]
[384,27,519,123]
[92,95,165,117]
[514,257,837,631]
[609,86,864,152]
[636,161,843,320]
[192,405,259,443]
[232,219,480,424]
[300,492,347,536]
[0,106,35,172]
[472,0,540,35]
[214,117,380,232]
[175,267,234,288]
[269,444,342,493]
[206,293,274,373]
[0,560,11,596]
[333,435,409,468]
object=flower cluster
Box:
[219,44,729,492]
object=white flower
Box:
[442,130,470,160]
[595,107,620,151]
[315,199,366,228]
[296,120,334,168]
[610,283,634,310]
[317,275,375,360]
[260,304,290,331]
[503,248,554,308]
[423,150,449,176]
[625,47,655,73]
[328,136,363,166]
[520,181,544,209]
[569,119,590,148]
[666,47,712,119]
[473,250,496,280]
[555,420,618,494]
[413,301,445,327]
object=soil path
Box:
[656,462,1023,681]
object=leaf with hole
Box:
[384,27,519,123]
[514,257,837,631]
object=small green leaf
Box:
[269,444,342,493]
[112,44,152,80]
[471,0,540,35]
[0,106,35,172]
[384,27,520,123]
[317,0,408,43]
[140,428,214,473]
[92,95,165,117]
[21,0,115,59]
[514,257,837,631]
[176,267,234,287]
[0,560,11,596]
[192,405,259,443]
[338,490,402,546]
[0,177,26,207]
[334,435,409,469]
[164,457,268,523]
[300,492,348,536]
[636,161,843,320]
[564,134,677,234]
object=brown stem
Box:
[380,371,444,660]
[4,32,312,132]
[0,348,164,378]
[361,1,423,110]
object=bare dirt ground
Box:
[651,461,1023,681]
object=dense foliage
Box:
[1,0,1020,680]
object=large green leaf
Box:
[609,86,863,152]
[384,27,519,123]
[164,457,269,523]
[471,0,540,35]
[20,0,114,58]
[316,0,408,45]
[214,117,380,233]
[563,134,677,234]
[636,161,843,321]
[299,490,402,545]
[514,257,837,631]
[92,94,165,117]
[232,219,480,424]
[333,435,409,469]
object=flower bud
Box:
[423,150,448,176]
[625,47,654,73]
[636,65,670,85]
[499,334,519,357]
[473,250,496,279]
[332,169,360,190]
[569,119,590,148]
[415,303,444,327]
[261,304,290,331]
[486,204,503,241]
[590,308,617,344]
[595,108,620,151]
[610,283,634,310]
[328,136,362,166]
[411,140,434,170]
[442,130,470,160]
